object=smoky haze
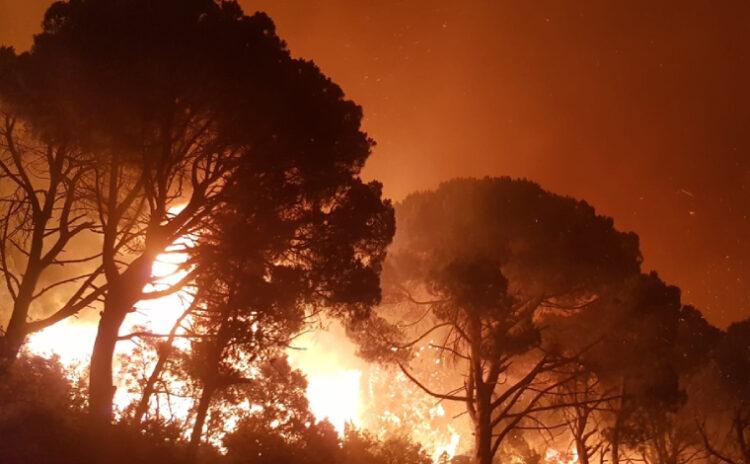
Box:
[2,0,748,327]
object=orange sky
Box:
[1,0,748,327]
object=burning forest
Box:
[0,1,748,464]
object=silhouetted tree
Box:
[226,415,340,464]
[547,273,720,464]
[179,154,392,456]
[127,301,196,425]
[631,306,721,464]
[339,427,432,464]
[696,319,750,464]
[635,409,703,464]
[0,353,190,464]
[227,420,431,464]
[0,354,83,462]
[0,83,104,370]
[550,363,611,464]
[4,0,392,425]
[355,178,643,464]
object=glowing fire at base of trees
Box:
[300,367,363,434]
[25,277,470,461]
[23,246,441,453]
[25,249,371,431]
[25,313,466,460]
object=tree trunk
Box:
[475,423,493,464]
[89,301,128,426]
[599,445,609,464]
[474,388,493,464]
[610,378,627,464]
[611,426,620,464]
[734,410,750,464]
[134,306,192,424]
[0,330,25,374]
[576,437,590,464]
[89,249,161,424]
[133,347,169,424]
[188,384,215,461]
[573,412,592,464]
[0,274,41,373]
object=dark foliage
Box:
[355,177,644,464]
[0,0,393,425]
[0,354,190,464]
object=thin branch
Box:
[397,362,468,402]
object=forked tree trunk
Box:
[188,315,230,460]
[88,250,161,425]
[572,409,593,464]
[134,306,192,424]
[575,434,590,464]
[469,315,494,464]
[133,345,169,424]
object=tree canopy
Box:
[353,177,644,464]
[0,0,394,427]
[386,177,641,298]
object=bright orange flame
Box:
[27,319,96,366]
[26,233,459,459]
[27,233,367,432]
[28,233,195,415]
[287,327,363,435]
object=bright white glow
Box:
[26,319,97,367]
[431,429,461,462]
[305,368,362,434]
[287,325,364,435]
[131,237,194,342]
[116,235,194,414]
[545,447,579,464]
[27,230,195,415]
